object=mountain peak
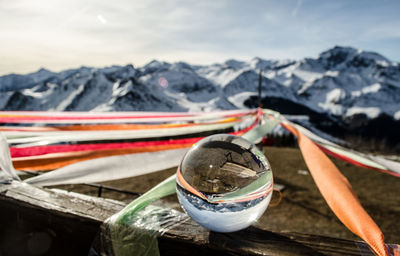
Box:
[144,60,171,68]
[224,59,246,69]
[29,67,55,78]
[37,67,52,73]
[325,45,358,53]
[142,60,171,74]
[319,46,358,62]
[171,61,193,71]
[318,46,390,69]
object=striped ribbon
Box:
[24,111,270,186]
[0,117,239,132]
[10,114,258,171]
[4,120,246,146]
[290,123,400,177]
[0,109,256,124]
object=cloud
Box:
[292,0,302,17]
[0,0,399,75]
[97,14,107,24]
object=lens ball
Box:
[176,134,273,232]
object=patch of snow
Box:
[21,82,59,99]
[277,61,299,75]
[318,89,346,116]
[297,80,314,95]
[327,88,346,103]
[362,83,381,94]
[282,79,292,87]
[318,89,347,116]
[53,83,85,111]
[197,66,246,88]
[324,70,339,77]
[394,110,400,120]
[376,60,389,67]
[351,83,381,97]
[318,104,343,116]
[351,91,361,97]
[264,71,276,79]
[228,92,257,109]
[345,106,381,119]
[272,72,292,87]
[250,58,293,71]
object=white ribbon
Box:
[7,119,248,147]
[25,148,188,186]
[0,133,20,181]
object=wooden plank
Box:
[0,181,366,255]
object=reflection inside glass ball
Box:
[176,134,273,232]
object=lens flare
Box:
[158,77,168,88]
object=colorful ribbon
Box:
[1,108,398,255]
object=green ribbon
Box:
[106,118,278,256]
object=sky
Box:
[1,0,399,75]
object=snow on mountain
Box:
[280,46,400,121]
[1,46,399,129]
[195,60,250,88]
[345,106,381,119]
[0,65,180,112]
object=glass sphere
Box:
[176,134,273,233]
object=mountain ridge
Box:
[1,46,399,147]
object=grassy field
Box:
[53,146,400,244]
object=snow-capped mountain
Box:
[1,46,400,145]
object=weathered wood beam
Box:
[0,182,366,255]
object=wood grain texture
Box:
[0,181,366,256]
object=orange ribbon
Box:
[12,143,193,171]
[0,117,241,131]
[284,123,387,256]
